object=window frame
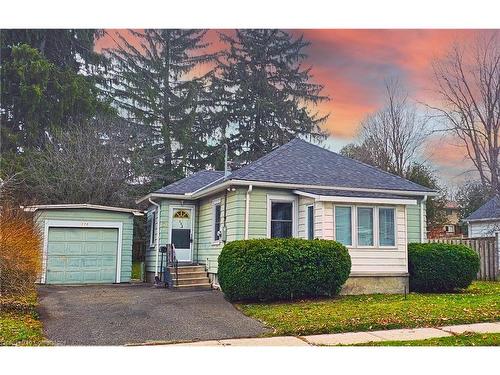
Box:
[378,206,397,248]
[148,209,156,248]
[306,204,315,240]
[266,194,298,239]
[212,198,222,244]
[356,206,376,248]
[334,205,355,247]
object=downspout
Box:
[244,185,253,239]
[149,198,161,276]
[420,195,427,243]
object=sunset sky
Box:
[96,29,484,189]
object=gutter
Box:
[420,195,427,243]
[244,185,253,239]
[148,198,161,277]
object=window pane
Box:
[379,208,395,246]
[271,202,292,220]
[357,207,374,246]
[307,205,314,240]
[214,204,221,240]
[335,206,352,246]
[271,221,293,238]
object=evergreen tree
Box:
[210,29,329,164]
[106,29,216,188]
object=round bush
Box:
[218,238,351,302]
[408,242,480,293]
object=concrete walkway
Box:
[168,322,500,346]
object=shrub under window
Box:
[408,242,480,293]
[218,238,352,302]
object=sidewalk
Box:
[168,322,500,346]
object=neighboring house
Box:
[137,139,436,294]
[464,195,500,238]
[429,201,462,238]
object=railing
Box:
[428,235,499,281]
[165,244,178,287]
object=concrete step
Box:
[171,271,208,280]
[168,265,206,273]
[174,283,212,290]
[174,277,210,286]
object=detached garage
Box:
[25,204,143,284]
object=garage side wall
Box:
[34,209,134,283]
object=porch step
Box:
[174,283,212,290]
[173,271,209,280]
[168,265,206,273]
[173,277,211,286]
[168,264,211,289]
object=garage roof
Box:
[23,204,144,216]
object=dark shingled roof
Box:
[296,188,417,200]
[466,195,500,221]
[228,139,434,192]
[155,170,225,195]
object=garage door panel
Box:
[46,227,118,284]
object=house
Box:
[24,204,143,284]
[428,201,463,238]
[137,139,436,294]
[464,195,500,238]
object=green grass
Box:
[237,281,500,336]
[0,293,47,346]
[356,332,500,346]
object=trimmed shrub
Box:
[0,206,42,297]
[408,242,480,293]
[218,238,351,302]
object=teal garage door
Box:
[46,227,118,284]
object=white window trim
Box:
[378,206,398,249]
[148,208,157,248]
[356,206,376,249]
[266,194,298,238]
[41,220,123,284]
[212,198,222,245]
[306,204,315,240]
[334,205,354,248]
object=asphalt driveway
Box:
[37,284,268,345]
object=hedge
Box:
[217,238,351,302]
[408,242,480,293]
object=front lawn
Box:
[357,332,500,346]
[0,293,46,346]
[237,281,500,336]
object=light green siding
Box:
[145,199,171,273]
[34,209,135,283]
[406,199,426,243]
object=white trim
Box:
[212,199,222,244]
[377,206,397,249]
[41,220,123,284]
[266,194,298,238]
[148,208,157,248]
[464,217,500,223]
[420,195,427,242]
[293,190,417,205]
[244,185,253,240]
[24,204,143,216]
[306,204,314,240]
[168,205,196,263]
[356,206,376,248]
[148,199,161,276]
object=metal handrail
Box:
[166,244,178,287]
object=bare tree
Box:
[24,116,137,206]
[430,31,500,193]
[344,78,429,177]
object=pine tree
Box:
[210,29,329,164]
[106,29,216,188]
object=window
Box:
[271,202,293,238]
[148,210,156,247]
[335,206,352,246]
[379,207,395,246]
[307,205,314,240]
[357,207,374,246]
[213,202,222,242]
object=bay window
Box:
[379,207,396,246]
[335,206,352,246]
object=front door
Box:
[170,207,194,262]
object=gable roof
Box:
[228,138,434,193]
[465,195,500,221]
[155,170,225,195]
